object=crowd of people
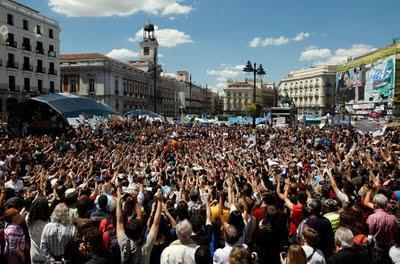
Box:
[0,118,399,264]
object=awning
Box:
[30,93,120,118]
[124,109,160,118]
[304,115,322,122]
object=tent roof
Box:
[124,109,160,118]
[30,93,120,118]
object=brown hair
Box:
[229,245,252,264]
[288,244,307,264]
[302,227,319,248]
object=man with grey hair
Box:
[40,203,76,263]
[366,194,397,263]
[160,219,199,264]
[328,227,369,264]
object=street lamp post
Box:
[153,51,157,113]
[204,84,208,114]
[189,74,192,114]
[243,60,266,127]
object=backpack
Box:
[103,226,120,258]
[122,239,141,264]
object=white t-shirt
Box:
[5,179,24,192]
[389,245,400,264]
[302,245,326,264]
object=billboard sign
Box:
[336,55,396,106]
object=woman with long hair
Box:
[340,204,368,236]
[26,197,50,264]
[281,244,307,264]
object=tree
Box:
[245,103,261,117]
[245,103,262,121]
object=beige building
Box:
[61,24,217,117]
[223,79,277,115]
[262,82,278,111]
[60,53,151,114]
[279,66,336,116]
[167,70,218,115]
[0,0,60,120]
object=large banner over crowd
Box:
[336,55,396,115]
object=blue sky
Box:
[20,0,400,93]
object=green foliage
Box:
[245,103,262,118]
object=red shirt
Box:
[289,204,304,236]
[252,207,266,223]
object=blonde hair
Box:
[229,245,250,264]
[287,244,307,264]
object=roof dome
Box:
[144,23,155,32]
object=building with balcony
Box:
[278,66,337,116]
[60,53,150,114]
[61,24,216,117]
[0,0,60,120]
[223,79,277,115]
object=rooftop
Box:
[227,82,252,88]
[281,65,337,81]
[61,53,109,61]
[1,0,59,26]
[6,0,39,13]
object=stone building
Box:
[223,79,277,115]
[0,0,60,120]
[278,66,337,116]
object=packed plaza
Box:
[2,0,400,264]
[0,117,400,264]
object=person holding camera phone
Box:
[280,244,307,264]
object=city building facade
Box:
[60,23,216,117]
[279,66,337,116]
[60,53,150,114]
[0,0,60,120]
[223,79,277,115]
[261,82,278,112]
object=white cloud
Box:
[161,2,192,15]
[249,37,261,47]
[106,48,138,60]
[313,44,376,66]
[305,45,318,50]
[163,73,176,78]
[48,0,193,17]
[209,82,227,95]
[207,69,240,79]
[263,36,289,47]
[207,64,245,93]
[250,32,310,48]
[206,64,245,80]
[233,65,245,71]
[216,82,226,89]
[129,26,193,48]
[299,48,331,61]
[292,32,310,41]
[158,53,164,58]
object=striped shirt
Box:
[4,223,26,254]
[40,222,76,262]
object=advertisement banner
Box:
[364,55,396,103]
[336,55,396,106]
[336,67,366,103]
